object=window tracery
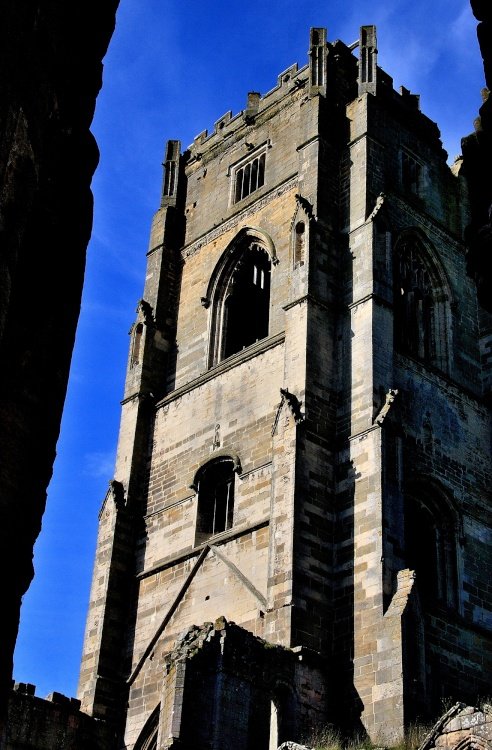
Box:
[207,232,274,367]
[394,233,451,373]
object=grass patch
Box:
[306,721,433,750]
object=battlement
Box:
[181,26,441,167]
[6,683,112,749]
[12,682,81,708]
[187,62,310,160]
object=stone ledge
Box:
[155,331,285,409]
[137,518,269,580]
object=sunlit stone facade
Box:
[78,26,492,750]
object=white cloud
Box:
[83,451,116,479]
[450,2,477,46]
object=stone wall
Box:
[4,683,113,750]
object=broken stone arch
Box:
[454,736,491,750]
[393,227,454,374]
[133,704,159,750]
[203,227,278,367]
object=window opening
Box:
[163,141,180,197]
[309,28,326,89]
[394,233,450,373]
[395,240,434,363]
[207,232,275,368]
[402,152,422,196]
[405,494,457,609]
[222,244,271,360]
[196,460,235,543]
[163,160,176,196]
[234,153,265,203]
[406,502,439,603]
[294,222,305,266]
[131,323,144,366]
[133,706,160,750]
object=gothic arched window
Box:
[222,245,270,359]
[404,485,459,610]
[206,231,274,367]
[394,233,451,373]
[194,457,240,544]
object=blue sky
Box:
[13,0,485,700]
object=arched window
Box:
[194,457,239,544]
[206,231,274,367]
[222,245,270,359]
[404,484,459,610]
[394,232,451,373]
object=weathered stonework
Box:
[419,703,492,750]
[139,617,326,750]
[78,25,492,749]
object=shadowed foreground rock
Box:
[0,0,119,728]
[463,1,492,309]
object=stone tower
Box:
[78,27,492,750]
